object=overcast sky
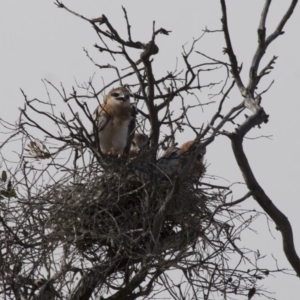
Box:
[0,1,299,299]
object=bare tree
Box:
[0,1,298,299]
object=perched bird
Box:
[129,132,149,157]
[179,140,206,177]
[158,140,206,178]
[92,87,136,156]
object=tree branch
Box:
[230,131,300,277]
[220,0,245,93]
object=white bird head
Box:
[105,87,132,107]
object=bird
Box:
[91,87,136,157]
[158,140,206,179]
[179,140,206,178]
[129,132,149,158]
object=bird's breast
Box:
[99,116,130,155]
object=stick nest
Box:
[46,158,216,258]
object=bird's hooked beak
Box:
[116,93,130,102]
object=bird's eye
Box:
[125,95,130,100]
[197,154,203,161]
[112,93,119,97]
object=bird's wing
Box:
[157,147,180,171]
[89,107,110,141]
[93,106,110,132]
[123,104,137,155]
[156,147,181,178]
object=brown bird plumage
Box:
[179,140,206,177]
[158,140,206,178]
[92,87,136,156]
[129,132,149,157]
